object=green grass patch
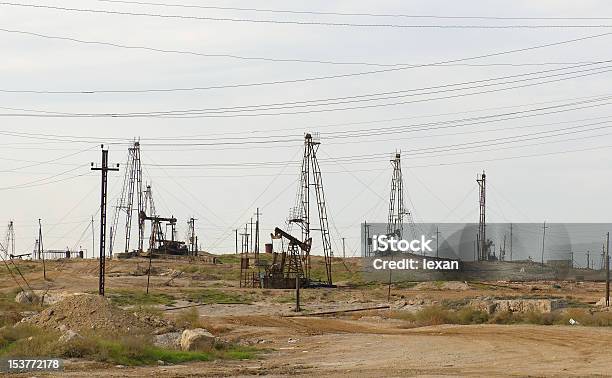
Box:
[215,255,241,264]
[0,289,41,327]
[391,304,612,328]
[105,290,176,307]
[0,325,257,366]
[184,289,251,304]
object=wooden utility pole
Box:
[235,229,238,254]
[91,216,94,260]
[91,145,119,296]
[342,237,346,259]
[541,221,547,266]
[38,219,46,280]
[254,208,261,255]
[387,269,392,301]
[606,232,610,307]
[295,275,301,312]
[586,250,590,270]
[509,223,513,261]
[435,227,440,258]
[249,217,254,252]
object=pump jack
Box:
[262,227,312,288]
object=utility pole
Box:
[295,275,301,312]
[363,222,371,257]
[586,250,590,270]
[254,208,261,255]
[476,171,486,261]
[435,226,440,258]
[91,145,119,296]
[606,232,610,307]
[38,219,46,280]
[235,229,238,254]
[249,217,254,252]
[509,223,513,261]
[501,234,507,261]
[188,218,197,255]
[541,221,547,267]
[342,237,346,259]
[91,217,95,260]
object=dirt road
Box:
[52,322,612,377]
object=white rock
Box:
[154,331,182,349]
[15,291,39,304]
[59,330,82,343]
[180,328,216,351]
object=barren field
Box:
[1,256,611,377]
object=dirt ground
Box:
[2,257,612,377]
[55,323,612,377]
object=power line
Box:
[93,0,612,21]
[19,60,607,112]
[3,64,612,119]
[0,28,598,69]
[0,27,610,94]
[4,2,612,28]
[0,94,611,155]
[1,92,610,145]
[139,121,612,168]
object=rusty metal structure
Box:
[387,153,405,238]
[287,133,333,286]
[110,141,144,255]
[187,217,198,255]
[262,227,312,288]
[139,185,188,256]
[385,152,418,247]
[476,170,489,261]
[3,221,15,260]
[91,145,120,296]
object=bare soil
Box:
[2,257,611,377]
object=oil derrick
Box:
[288,133,333,286]
[386,153,418,247]
[476,171,490,261]
[387,153,405,238]
[265,227,312,288]
[139,185,184,255]
[187,218,198,255]
[110,141,144,255]
[143,185,162,251]
[4,221,15,259]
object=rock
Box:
[154,331,182,349]
[470,298,565,314]
[180,329,216,351]
[15,291,40,304]
[15,290,80,306]
[595,297,608,306]
[59,330,83,343]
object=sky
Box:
[0,0,611,265]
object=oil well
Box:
[108,141,201,260]
[240,133,335,289]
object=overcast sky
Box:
[1,0,611,261]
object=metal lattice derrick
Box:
[309,141,333,285]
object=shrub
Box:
[415,305,456,326]
[456,307,489,324]
[0,324,255,365]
